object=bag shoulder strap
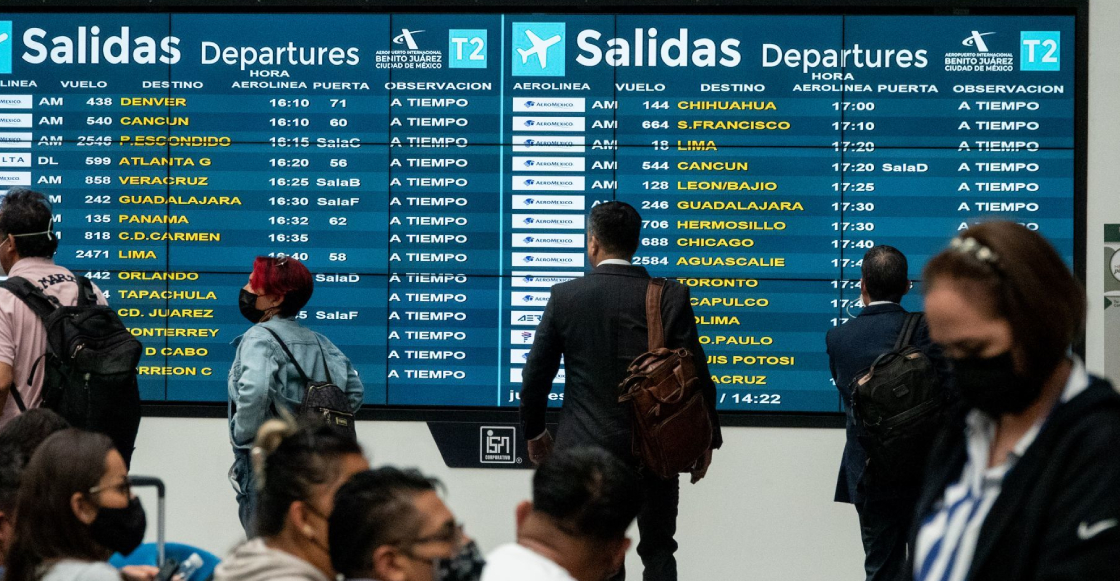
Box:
[75,276,99,307]
[0,276,60,323]
[646,278,666,350]
[894,312,924,350]
[262,327,311,384]
[312,336,333,385]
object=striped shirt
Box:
[913,356,1089,581]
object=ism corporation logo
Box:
[512,23,565,76]
[0,22,12,74]
[1021,31,1060,71]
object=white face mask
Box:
[0,229,55,276]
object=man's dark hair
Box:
[0,188,58,258]
[330,467,443,578]
[0,409,69,513]
[861,246,909,303]
[532,447,643,541]
[588,202,642,258]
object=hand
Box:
[120,565,160,581]
[690,448,713,484]
[527,429,554,466]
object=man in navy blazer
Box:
[826,246,948,581]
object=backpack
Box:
[0,275,142,466]
[850,312,947,485]
[262,328,356,439]
[618,278,712,479]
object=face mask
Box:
[239,289,267,323]
[88,496,147,556]
[433,540,485,581]
[952,351,1045,417]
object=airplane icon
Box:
[0,33,9,44]
[517,30,561,69]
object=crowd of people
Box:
[0,186,1116,581]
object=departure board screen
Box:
[0,12,1077,412]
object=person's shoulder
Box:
[482,544,575,581]
[40,560,122,581]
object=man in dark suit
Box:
[520,201,722,581]
[826,246,947,581]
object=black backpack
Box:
[262,328,356,439]
[850,313,947,485]
[1,275,142,466]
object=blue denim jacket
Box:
[227,316,363,449]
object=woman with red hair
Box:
[227,256,364,535]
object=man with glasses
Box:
[329,467,485,581]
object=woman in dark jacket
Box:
[913,221,1120,581]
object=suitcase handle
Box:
[129,475,166,566]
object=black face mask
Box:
[239,289,267,323]
[434,540,485,581]
[952,351,1046,417]
[89,496,147,556]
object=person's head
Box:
[240,256,314,322]
[587,202,641,265]
[923,221,1085,417]
[253,420,368,578]
[0,188,59,273]
[5,429,143,581]
[330,468,482,581]
[516,447,642,581]
[860,246,910,304]
[0,409,70,562]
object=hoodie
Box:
[213,539,331,581]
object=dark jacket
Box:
[825,302,948,504]
[519,263,722,461]
[910,377,1120,581]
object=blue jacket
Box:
[228,317,363,449]
[825,302,948,504]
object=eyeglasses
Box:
[405,521,465,547]
[89,479,131,497]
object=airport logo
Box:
[514,233,584,248]
[513,116,586,132]
[480,426,516,464]
[511,271,582,288]
[514,157,586,172]
[512,292,552,306]
[0,22,11,74]
[376,28,443,69]
[0,95,31,109]
[514,214,585,229]
[514,252,585,268]
[511,195,586,210]
[962,31,996,53]
[510,367,565,384]
[449,29,487,69]
[512,22,565,76]
[1021,31,1060,71]
[513,97,585,112]
[510,310,544,326]
[393,29,424,50]
[0,133,31,148]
